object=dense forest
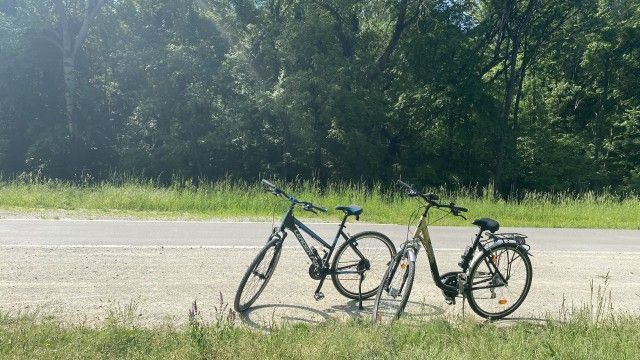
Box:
[0,0,638,193]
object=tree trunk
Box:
[595,56,611,172]
[54,0,109,138]
[54,0,76,136]
[62,53,77,135]
[309,85,325,186]
[494,34,520,194]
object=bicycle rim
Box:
[332,231,396,300]
[234,239,282,312]
[372,251,414,323]
[466,244,532,319]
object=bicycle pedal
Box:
[314,292,325,301]
[444,296,456,305]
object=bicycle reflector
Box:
[498,298,508,305]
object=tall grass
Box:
[0,176,637,228]
[1,310,639,359]
[1,275,636,359]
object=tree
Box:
[476,0,578,193]
[51,0,110,137]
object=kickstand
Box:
[459,273,466,319]
[358,272,365,310]
[461,293,465,319]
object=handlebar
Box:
[261,179,327,214]
[262,179,287,197]
[301,202,328,214]
[396,179,439,202]
[396,179,467,219]
[442,203,468,219]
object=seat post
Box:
[339,214,349,230]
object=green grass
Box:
[1,312,639,359]
[0,177,638,228]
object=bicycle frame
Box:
[274,202,372,300]
[238,180,395,311]
[276,203,364,275]
[406,204,509,296]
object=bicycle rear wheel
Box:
[372,249,415,323]
[466,243,532,320]
[234,236,283,312]
[331,231,396,300]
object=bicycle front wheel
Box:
[466,243,532,320]
[331,231,396,300]
[234,236,283,312]
[372,249,415,323]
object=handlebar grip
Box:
[426,193,439,201]
[316,206,328,213]
[456,207,468,213]
[397,179,419,197]
[397,179,412,189]
[261,179,276,189]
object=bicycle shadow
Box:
[239,303,331,331]
[239,299,447,330]
[324,299,445,319]
[484,316,559,326]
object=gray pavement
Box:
[0,219,639,326]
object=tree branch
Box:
[40,31,63,52]
[479,0,516,78]
[486,61,509,82]
[375,0,412,74]
[53,0,72,55]
[405,0,423,26]
[73,0,109,57]
[311,0,355,57]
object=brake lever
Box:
[302,203,318,214]
[448,203,467,221]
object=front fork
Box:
[383,245,416,298]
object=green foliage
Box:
[0,0,639,194]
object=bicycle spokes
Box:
[466,245,532,318]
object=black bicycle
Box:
[372,180,532,322]
[234,179,396,312]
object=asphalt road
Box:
[1,219,639,327]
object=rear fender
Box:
[468,240,530,273]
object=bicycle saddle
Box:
[473,218,500,233]
[335,205,363,217]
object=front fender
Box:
[406,247,417,262]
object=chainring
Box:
[308,264,324,280]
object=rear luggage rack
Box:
[485,233,528,247]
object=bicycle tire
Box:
[372,249,415,323]
[466,243,532,320]
[331,231,396,300]
[233,236,283,312]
